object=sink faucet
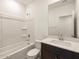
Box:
[58,32,63,41]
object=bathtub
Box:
[0,41,35,59]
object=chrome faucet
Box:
[58,32,63,41]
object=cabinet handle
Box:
[55,54,60,59]
[55,56,58,59]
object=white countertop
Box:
[41,37,79,53]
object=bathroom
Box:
[0,0,79,59]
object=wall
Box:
[24,20,35,43]
[48,0,60,5]
[0,0,26,18]
[2,18,25,47]
[0,0,35,47]
[0,16,35,47]
[0,17,2,47]
[76,0,79,38]
[0,0,27,48]
[48,2,75,37]
[26,0,48,40]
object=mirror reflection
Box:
[48,0,76,38]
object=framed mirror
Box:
[48,0,76,38]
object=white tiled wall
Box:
[2,18,25,47]
[0,0,36,48]
[24,20,35,43]
[0,16,35,48]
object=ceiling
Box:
[48,0,75,8]
[16,0,34,6]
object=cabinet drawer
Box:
[41,43,55,51]
[41,43,62,54]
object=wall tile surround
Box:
[0,14,35,48]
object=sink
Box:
[50,40,71,47]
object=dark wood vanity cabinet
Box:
[41,43,79,59]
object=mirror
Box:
[48,0,76,38]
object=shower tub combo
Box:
[0,41,35,59]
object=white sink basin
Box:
[50,40,71,47]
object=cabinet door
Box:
[59,50,74,59]
[60,54,72,59]
[42,50,56,59]
[41,43,56,59]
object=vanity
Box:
[41,38,79,59]
[42,0,79,59]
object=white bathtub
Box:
[0,41,35,59]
